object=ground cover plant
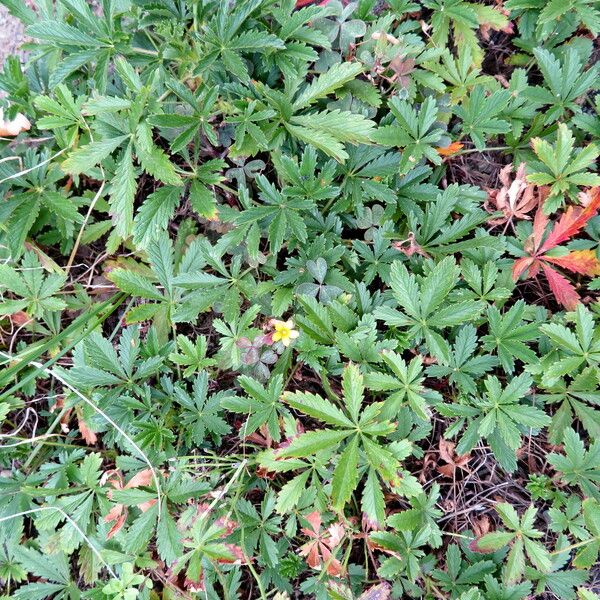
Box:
[0,0,600,598]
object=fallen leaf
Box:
[486,163,539,227]
[437,438,471,477]
[299,511,346,576]
[103,468,157,539]
[472,515,491,538]
[392,232,430,258]
[0,109,31,137]
[436,141,464,157]
[358,583,392,600]
[9,311,33,327]
[389,56,415,87]
[76,408,97,445]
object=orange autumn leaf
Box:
[436,142,464,157]
[545,250,600,276]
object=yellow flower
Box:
[271,319,299,347]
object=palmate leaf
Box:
[365,351,431,420]
[375,257,484,364]
[173,371,232,446]
[528,124,600,210]
[454,86,511,150]
[548,428,600,500]
[538,367,600,443]
[230,174,315,253]
[473,504,551,585]
[537,0,600,34]
[526,48,600,123]
[193,0,285,81]
[537,304,600,384]
[427,325,498,396]
[222,374,287,441]
[372,96,444,174]
[0,251,67,319]
[440,372,550,471]
[274,363,418,518]
[481,301,539,373]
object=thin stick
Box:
[0,147,68,185]
[66,178,105,269]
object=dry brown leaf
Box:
[486,163,540,227]
[392,232,430,258]
[0,109,31,137]
[9,311,33,327]
[437,438,471,477]
[76,408,97,445]
[389,56,415,87]
[299,511,346,576]
[103,468,157,539]
[472,515,491,538]
[358,583,392,600]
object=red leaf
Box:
[512,256,534,281]
[299,512,346,576]
[106,513,127,539]
[541,263,581,310]
[540,188,600,253]
[512,188,600,307]
[531,203,550,253]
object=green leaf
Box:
[505,537,526,584]
[276,429,351,457]
[135,124,182,186]
[293,62,364,109]
[282,390,354,428]
[63,135,129,175]
[342,362,363,422]
[110,144,137,239]
[132,186,181,249]
[107,269,163,301]
[157,507,183,566]
[331,435,360,510]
